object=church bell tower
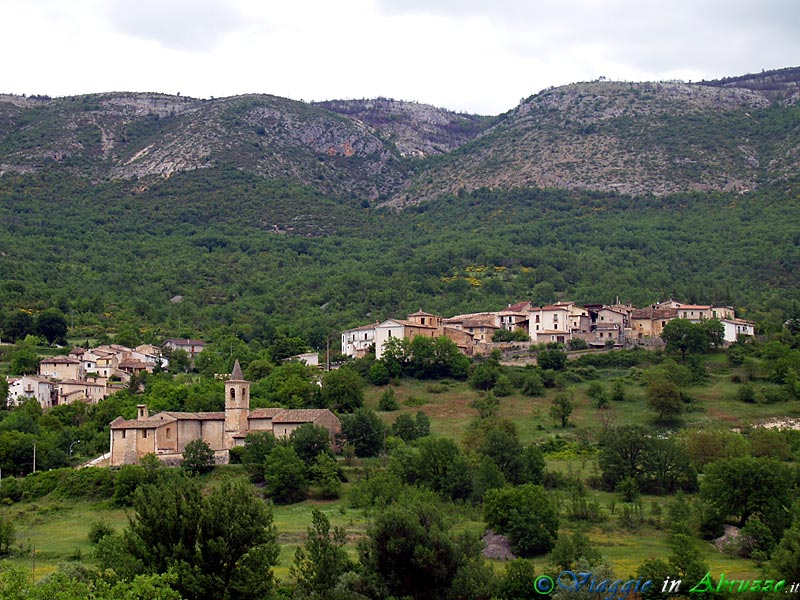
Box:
[224,360,250,447]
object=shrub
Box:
[180,439,216,475]
[378,388,399,411]
[484,484,558,556]
[88,519,115,544]
[54,467,115,500]
[264,446,308,504]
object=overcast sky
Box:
[2,0,798,115]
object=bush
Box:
[181,439,216,475]
[537,349,567,371]
[88,519,115,544]
[54,467,115,500]
[264,446,308,504]
[738,383,759,402]
[378,388,399,411]
[568,338,589,351]
[113,465,149,506]
[484,484,559,556]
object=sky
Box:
[1,0,798,115]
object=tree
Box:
[0,377,8,410]
[391,412,422,441]
[484,484,558,556]
[646,377,682,421]
[290,423,334,466]
[291,508,353,600]
[309,452,341,500]
[341,408,385,457]
[118,478,279,600]
[2,310,33,342]
[368,361,391,386]
[469,362,498,390]
[661,319,708,361]
[770,517,800,581]
[701,456,793,536]
[700,319,725,350]
[360,492,492,600]
[413,437,473,500]
[497,559,537,600]
[549,531,601,571]
[8,345,40,375]
[263,445,308,504]
[377,387,398,411]
[537,348,567,371]
[522,370,544,396]
[550,391,574,428]
[478,426,525,484]
[180,438,215,475]
[598,425,652,491]
[242,431,277,482]
[320,368,364,412]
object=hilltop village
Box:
[342,299,755,360]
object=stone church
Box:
[109,361,341,466]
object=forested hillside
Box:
[1,170,798,345]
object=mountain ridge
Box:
[1,67,799,205]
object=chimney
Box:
[137,404,149,420]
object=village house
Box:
[108,361,340,466]
[38,355,83,381]
[164,338,206,360]
[721,318,756,343]
[341,323,377,358]
[56,378,107,404]
[631,307,678,339]
[444,313,500,343]
[7,376,56,408]
[374,316,439,359]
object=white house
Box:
[7,376,56,408]
[721,318,755,343]
[341,324,376,358]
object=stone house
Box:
[631,307,678,339]
[109,361,340,466]
[164,338,206,360]
[38,356,83,381]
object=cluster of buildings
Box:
[7,343,165,409]
[109,361,340,466]
[342,299,756,359]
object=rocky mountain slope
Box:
[314,98,492,158]
[392,75,800,206]
[0,93,413,201]
[1,67,799,206]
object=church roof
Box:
[229,360,244,381]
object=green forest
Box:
[1,170,799,349]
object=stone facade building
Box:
[109,360,340,466]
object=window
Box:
[230,388,236,400]
[142,430,148,439]
[166,427,172,439]
[122,430,126,438]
